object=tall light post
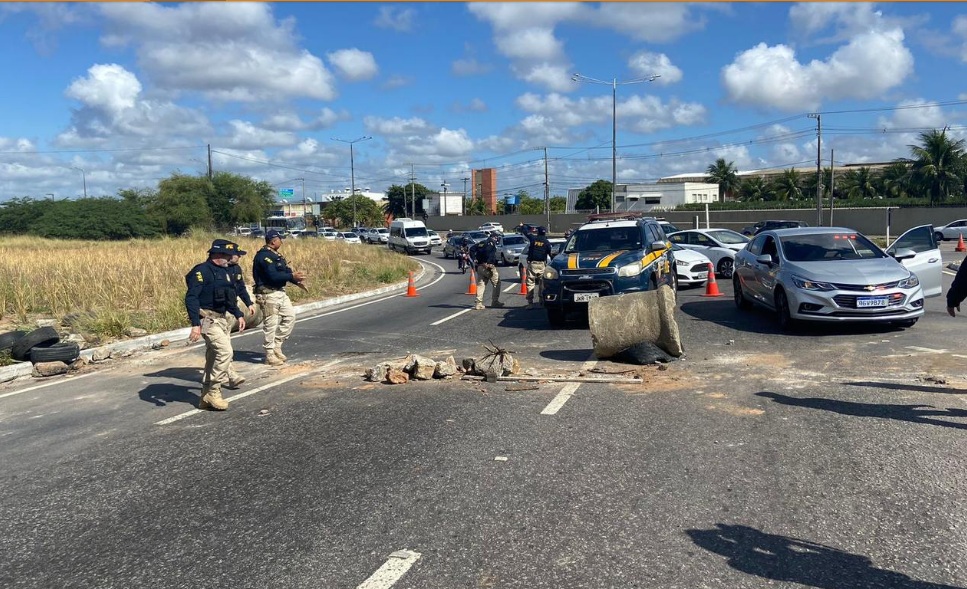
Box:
[571,72,660,213]
[332,136,372,227]
[807,113,823,226]
[70,166,87,198]
[441,180,449,216]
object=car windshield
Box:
[502,236,525,246]
[466,231,488,240]
[404,227,428,237]
[345,233,357,238]
[376,229,388,234]
[707,229,750,245]
[780,233,885,262]
[565,227,642,253]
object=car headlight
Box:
[676,259,690,267]
[618,261,643,277]
[791,275,836,291]
[543,266,559,280]
[898,272,920,289]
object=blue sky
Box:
[1,2,966,203]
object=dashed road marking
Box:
[0,371,98,400]
[155,359,343,425]
[356,550,422,589]
[431,308,472,325]
[905,346,949,354]
[541,355,598,415]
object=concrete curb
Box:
[0,267,426,385]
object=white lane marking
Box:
[944,270,958,276]
[155,359,343,425]
[952,354,967,359]
[502,283,517,293]
[356,550,422,589]
[430,308,472,326]
[0,371,98,400]
[905,346,949,354]
[541,356,597,415]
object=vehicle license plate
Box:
[573,292,600,303]
[697,272,708,279]
[857,296,889,308]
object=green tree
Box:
[383,183,430,218]
[516,190,546,215]
[322,195,384,228]
[0,197,48,234]
[151,174,213,235]
[738,176,768,201]
[771,169,803,202]
[880,161,912,199]
[210,172,275,228]
[466,196,487,215]
[549,195,567,213]
[31,197,163,240]
[705,158,741,202]
[908,128,965,203]
[840,166,878,199]
[802,167,833,200]
[575,180,612,211]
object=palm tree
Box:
[705,158,740,203]
[771,169,803,202]
[908,128,966,203]
[880,161,911,199]
[738,176,768,201]
[841,166,878,199]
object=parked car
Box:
[933,219,967,241]
[478,222,504,234]
[667,228,750,278]
[442,236,464,258]
[496,234,528,266]
[427,230,442,247]
[365,228,389,244]
[336,232,361,244]
[657,220,683,235]
[321,231,338,240]
[741,219,809,236]
[670,243,712,288]
[733,225,941,330]
[352,226,368,237]
[542,217,676,325]
[521,238,566,265]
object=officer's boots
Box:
[265,351,284,366]
[274,345,287,362]
[199,387,229,411]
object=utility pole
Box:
[462,176,470,216]
[207,144,213,180]
[302,177,308,229]
[829,149,835,226]
[410,164,416,218]
[543,147,550,230]
[71,166,87,198]
[332,136,372,228]
[807,113,822,226]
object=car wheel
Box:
[733,276,752,310]
[717,257,734,279]
[0,330,26,352]
[775,289,795,331]
[547,307,566,326]
[934,231,944,242]
[11,327,60,361]
[29,342,80,364]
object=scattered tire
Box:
[0,330,26,352]
[29,342,80,364]
[10,326,60,361]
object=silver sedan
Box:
[733,226,941,330]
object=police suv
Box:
[541,216,676,325]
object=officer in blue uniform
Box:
[253,229,306,365]
[524,227,554,309]
[185,239,246,410]
[473,233,504,310]
[222,241,256,388]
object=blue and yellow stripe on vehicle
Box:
[567,253,578,269]
[596,250,626,268]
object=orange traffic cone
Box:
[405,271,419,297]
[703,262,723,297]
[957,234,966,252]
[465,268,477,295]
[519,267,528,295]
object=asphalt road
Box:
[2,245,967,588]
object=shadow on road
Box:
[138,382,198,407]
[844,380,964,395]
[756,391,967,430]
[143,367,200,382]
[687,523,963,589]
[540,349,595,362]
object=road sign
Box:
[279,188,294,198]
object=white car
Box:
[520,238,566,265]
[933,220,967,242]
[366,228,389,244]
[496,234,529,266]
[478,222,504,234]
[321,231,338,241]
[427,230,442,247]
[336,232,361,244]
[667,228,750,278]
[670,244,712,287]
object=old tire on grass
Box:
[0,330,27,352]
[29,342,80,364]
[10,327,60,361]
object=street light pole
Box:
[572,72,660,213]
[441,180,449,216]
[332,136,372,227]
[70,166,87,198]
[807,113,822,226]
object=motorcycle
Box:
[457,247,472,274]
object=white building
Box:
[566,181,719,213]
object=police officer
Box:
[253,229,306,365]
[223,241,256,388]
[185,239,246,411]
[524,227,554,310]
[473,233,504,310]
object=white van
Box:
[388,218,432,255]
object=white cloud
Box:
[374,6,415,32]
[628,52,682,86]
[66,64,140,114]
[788,3,882,39]
[593,3,716,43]
[468,98,487,112]
[226,120,297,149]
[722,28,914,112]
[518,63,572,92]
[363,116,431,136]
[516,91,706,133]
[954,16,967,62]
[98,3,337,102]
[327,48,379,81]
[452,57,492,76]
[262,108,346,132]
[382,75,412,90]
[876,100,947,130]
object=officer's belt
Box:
[254,285,284,294]
[199,308,226,318]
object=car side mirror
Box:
[755,254,775,266]
[649,241,667,252]
[890,247,916,261]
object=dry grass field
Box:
[0,233,419,344]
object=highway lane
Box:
[2,248,967,588]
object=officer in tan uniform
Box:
[253,229,306,365]
[186,239,246,411]
[524,227,554,310]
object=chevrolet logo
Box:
[864,285,884,291]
